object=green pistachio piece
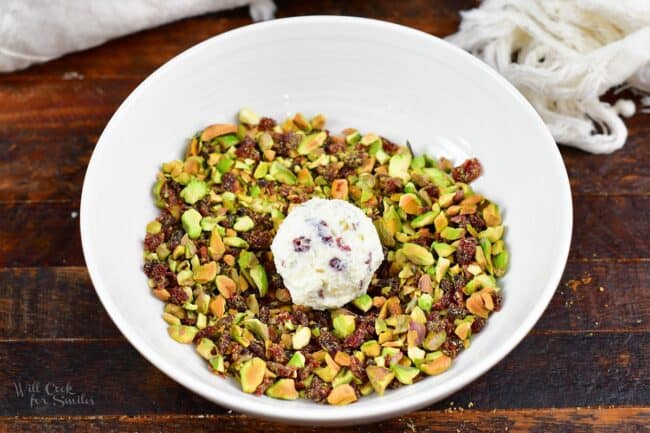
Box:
[411,209,439,228]
[401,243,434,266]
[200,216,219,232]
[423,331,447,351]
[420,352,452,376]
[180,179,209,205]
[410,306,427,324]
[167,325,198,343]
[492,239,505,255]
[240,357,266,393]
[432,242,455,258]
[176,269,193,286]
[193,261,217,283]
[493,250,509,277]
[421,167,453,187]
[479,225,504,242]
[155,242,170,260]
[298,131,327,155]
[287,352,306,368]
[209,355,225,373]
[434,257,450,282]
[315,357,340,382]
[243,319,269,342]
[152,178,166,208]
[352,294,373,312]
[407,346,426,365]
[483,203,501,227]
[441,226,465,241]
[238,108,260,126]
[464,273,496,295]
[249,264,268,297]
[391,364,420,385]
[196,337,217,359]
[383,205,402,234]
[366,365,395,396]
[410,155,426,169]
[216,155,234,173]
[388,152,412,181]
[270,161,297,185]
[345,131,361,145]
[266,378,299,400]
[233,215,255,232]
[217,134,240,148]
[223,236,249,248]
[333,314,356,339]
[253,161,270,178]
[146,220,162,234]
[292,326,311,349]
[181,208,203,239]
[480,237,494,275]
[417,293,433,312]
[332,370,355,389]
[361,340,381,357]
[375,149,390,164]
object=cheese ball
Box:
[271,198,384,310]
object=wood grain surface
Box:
[0,1,648,432]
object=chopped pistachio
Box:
[361,340,381,357]
[287,352,306,368]
[181,208,202,239]
[292,326,311,349]
[441,226,465,241]
[333,314,356,339]
[238,108,260,126]
[327,384,357,405]
[196,338,217,360]
[270,161,297,185]
[298,131,327,155]
[401,243,434,266]
[493,250,509,277]
[392,364,420,385]
[420,352,452,376]
[432,242,456,258]
[388,152,412,181]
[146,220,162,235]
[233,215,255,232]
[353,294,373,312]
[240,357,266,393]
[366,365,395,395]
[266,379,299,400]
[167,325,198,343]
[180,179,209,205]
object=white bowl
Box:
[81,16,572,426]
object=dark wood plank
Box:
[537,260,650,332]
[0,267,119,340]
[1,333,647,416]
[0,202,82,268]
[3,408,649,433]
[0,3,645,203]
[1,195,647,267]
[0,0,476,81]
[1,261,646,341]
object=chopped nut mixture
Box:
[142,109,508,404]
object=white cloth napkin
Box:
[448,0,650,154]
[0,0,275,73]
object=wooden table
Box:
[1,1,648,432]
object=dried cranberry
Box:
[456,238,477,265]
[143,232,164,252]
[329,257,346,271]
[258,117,276,131]
[316,220,333,245]
[452,158,482,183]
[335,237,351,252]
[234,136,261,162]
[168,286,188,305]
[293,236,312,252]
[221,172,240,192]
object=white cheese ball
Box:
[271,198,384,310]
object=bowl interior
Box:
[81,16,572,426]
